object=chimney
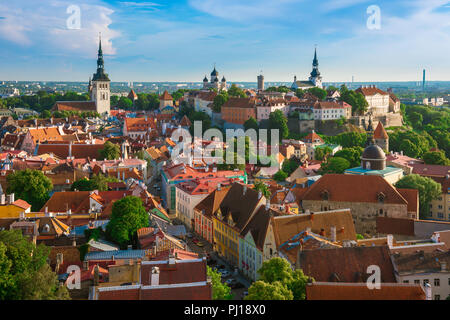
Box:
[387,234,393,248]
[217,183,221,191]
[425,283,432,300]
[243,185,247,195]
[8,193,14,204]
[94,265,100,286]
[0,194,5,205]
[330,226,336,242]
[45,207,49,216]
[127,245,132,250]
[265,199,270,211]
[258,191,262,199]
[168,253,176,266]
[441,261,447,272]
[83,260,89,271]
[151,266,160,286]
[310,211,314,221]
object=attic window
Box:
[377,192,386,203]
[321,190,329,201]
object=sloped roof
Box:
[301,174,409,205]
[298,246,397,283]
[374,121,389,139]
[306,282,426,300]
[160,90,173,101]
[53,101,97,112]
[355,86,388,96]
[195,187,231,218]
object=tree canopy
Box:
[207,266,233,300]
[269,110,289,142]
[71,174,119,192]
[99,141,121,160]
[0,229,70,300]
[253,182,271,198]
[245,257,312,300]
[395,174,442,218]
[319,157,351,174]
[6,169,53,211]
[106,196,149,248]
[334,147,364,167]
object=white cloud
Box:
[0,0,120,57]
[188,0,304,22]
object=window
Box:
[414,280,420,284]
[434,279,440,286]
[423,279,429,286]
[403,280,409,283]
[434,295,440,300]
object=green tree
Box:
[245,281,293,300]
[408,111,423,128]
[110,95,119,106]
[334,147,363,167]
[253,182,271,198]
[314,146,333,161]
[395,174,442,218]
[228,84,247,98]
[0,230,70,300]
[70,177,97,191]
[254,257,311,300]
[212,93,228,113]
[207,266,233,300]
[282,158,299,176]
[422,151,450,166]
[273,170,288,182]
[106,196,149,247]
[269,110,289,141]
[307,87,327,100]
[99,141,121,160]
[244,117,259,132]
[118,97,133,110]
[295,88,305,98]
[6,169,53,211]
[319,157,351,174]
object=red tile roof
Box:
[355,86,389,96]
[306,282,426,300]
[374,121,388,139]
[302,174,410,206]
[53,101,97,112]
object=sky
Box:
[0,0,449,82]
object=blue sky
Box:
[0,0,449,82]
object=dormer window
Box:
[321,190,329,201]
[42,224,50,233]
[377,192,386,203]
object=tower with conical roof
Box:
[308,47,323,88]
[91,34,111,115]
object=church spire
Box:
[92,33,110,82]
[310,47,320,77]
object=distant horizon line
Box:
[2,80,450,84]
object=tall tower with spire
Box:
[91,34,111,115]
[308,47,323,88]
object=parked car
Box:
[220,270,231,278]
[241,291,248,299]
[225,278,236,286]
[197,241,204,247]
[231,282,244,289]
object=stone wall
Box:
[302,200,408,235]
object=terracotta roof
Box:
[53,101,97,112]
[410,163,450,178]
[160,90,173,101]
[12,199,32,210]
[28,127,62,143]
[37,143,104,160]
[222,97,257,109]
[355,86,389,96]
[124,117,156,132]
[180,115,192,127]
[216,183,264,232]
[303,131,324,144]
[314,101,351,110]
[128,89,138,100]
[397,188,419,213]
[392,250,450,274]
[306,282,426,300]
[373,122,388,139]
[272,209,357,250]
[376,216,415,236]
[298,246,397,283]
[302,174,410,206]
[195,187,231,218]
[195,91,217,101]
